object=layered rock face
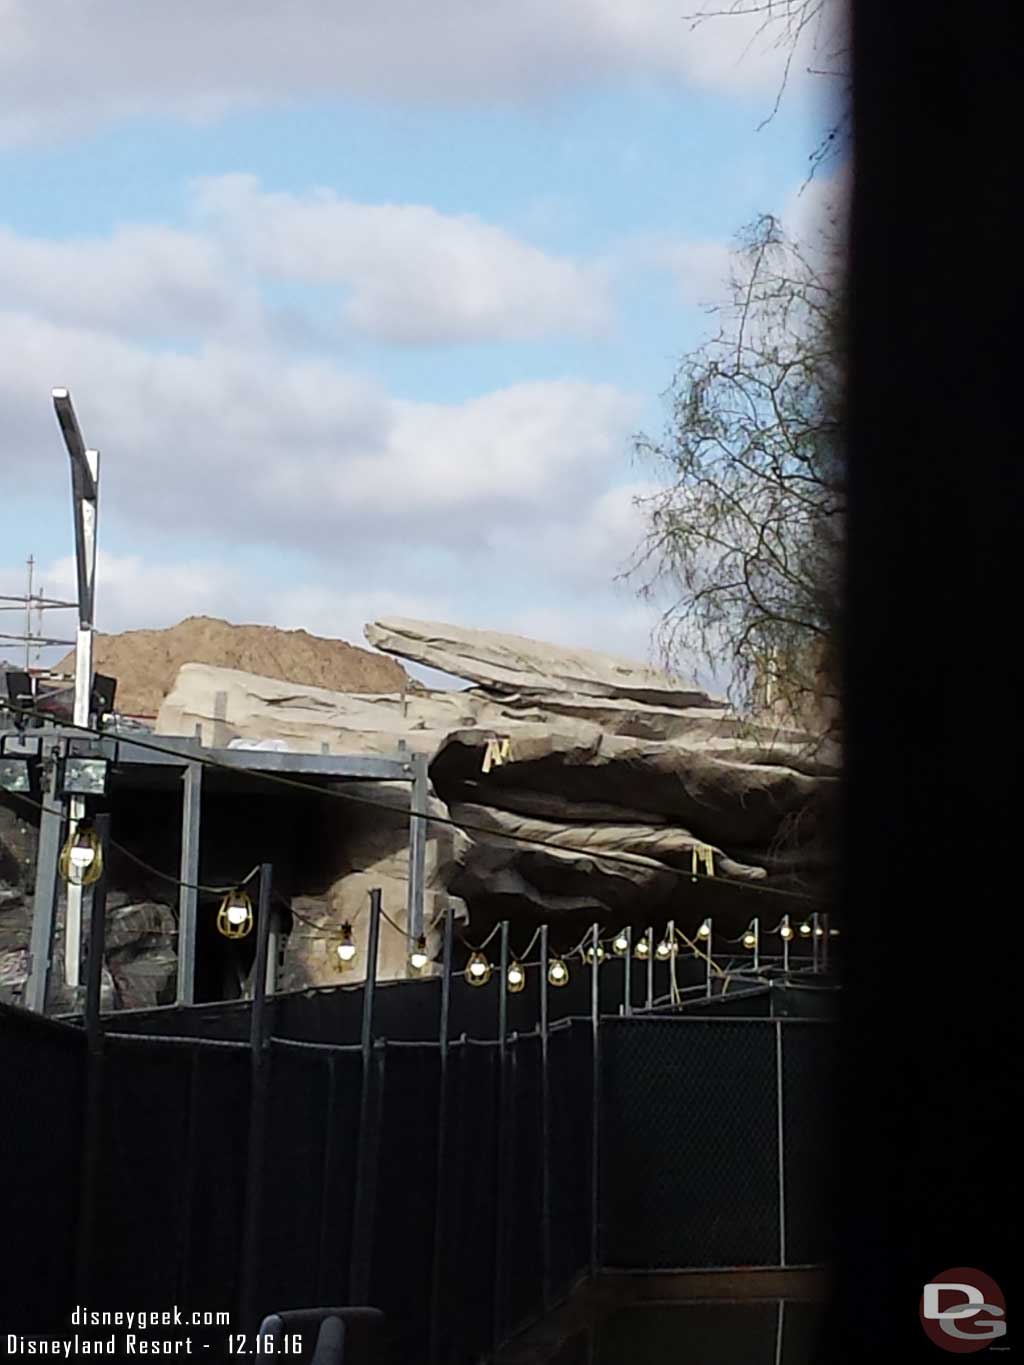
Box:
[154,620,836,981]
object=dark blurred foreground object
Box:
[836,0,1018,1358]
[258,1307,383,1364]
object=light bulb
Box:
[507,961,526,993]
[612,931,630,956]
[216,889,253,939]
[780,924,794,941]
[466,952,491,986]
[547,958,569,987]
[585,943,606,965]
[634,938,651,960]
[409,936,430,971]
[60,822,103,887]
[799,922,812,937]
[742,930,757,949]
[655,938,672,960]
[813,925,824,939]
[336,923,356,963]
[69,845,95,871]
[829,928,840,938]
[697,921,711,941]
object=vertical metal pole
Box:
[350,888,383,1304]
[25,747,64,1013]
[775,1018,787,1267]
[645,926,654,1011]
[589,923,601,1277]
[429,903,455,1365]
[176,761,202,1004]
[75,812,109,1305]
[241,863,273,1332]
[265,908,281,996]
[83,814,110,1035]
[706,921,714,999]
[492,921,510,1353]
[407,752,429,943]
[539,923,552,1309]
[782,916,791,975]
[622,926,632,1017]
[667,918,677,1006]
[774,1299,785,1365]
[822,912,830,973]
[753,917,760,973]
[315,1051,338,1305]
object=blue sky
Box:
[0,2,840,692]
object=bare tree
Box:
[629,214,844,730]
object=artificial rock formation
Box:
[151,618,836,986]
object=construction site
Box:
[1,392,839,1363]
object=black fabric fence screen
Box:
[1,1000,835,1362]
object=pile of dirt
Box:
[55,616,409,718]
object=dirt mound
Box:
[54,616,408,718]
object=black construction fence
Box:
[1,905,837,1365]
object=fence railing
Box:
[0,883,837,1364]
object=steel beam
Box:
[176,761,202,1004]
[24,754,64,1013]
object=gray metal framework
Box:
[12,721,424,1014]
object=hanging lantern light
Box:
[799,921,812,937]
[829,928,840,938]
[217,888,253,939]
[466,951,492,986]
[634,936,651,960]
[612,930,630,956]
[547,957,569,987]
[655,934,675,959]
[813,925,825,939]
[409,935,430,972]
[584,942,606,965]
[696,919,711,941]
[742,929,757,950]
[58,818,103,887]
[780,922,794,941]
[336,922,357,965]
[507,960,526,993]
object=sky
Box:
[0,1,843,693]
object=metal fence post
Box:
[349,888,383,1304]
[775,1017,787,1267]
[589,923,600,1277]
[315,1051,338,1305]
[429,902,455,1365]
[539,923,552,1309]
[622,926,632,1017]
[240,862,274,1332]
[75,813,110,1304]
[492,920,510,1353]
[645,926,654,1011]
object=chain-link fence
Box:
[1,944,836,1361]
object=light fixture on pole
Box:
[612,930,630,956]
[409,935,430,973]
[507,960,526,993]
[336,922,356,966]
[52,388,101,991]
[584,941,606,965]
[634,935,650,960]
[58,818,103,887]
[697,919,711,941]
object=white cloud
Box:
[0,225,260,341]
[0,0,828,145]
[0,310,639,553]
[194,175,610,344]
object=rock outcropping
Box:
[152,619,836,986]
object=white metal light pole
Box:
[52,388,100,990]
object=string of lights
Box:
[0,698,822,906]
